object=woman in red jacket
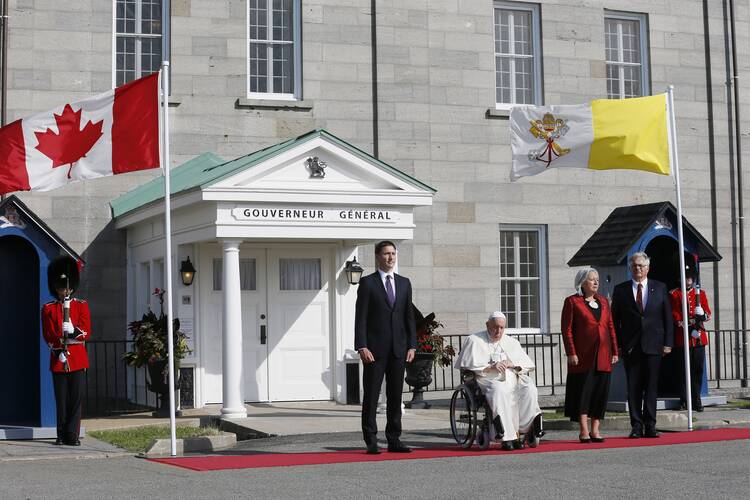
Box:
[561,267,619,443]
[41,256,90,446]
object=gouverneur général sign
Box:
[231,206,400,223]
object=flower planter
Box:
[404,352,434,409]
[147,360,182,418]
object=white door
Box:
[266,248,332,401]
[201,247,268,403]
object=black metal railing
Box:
[83,331,747,411]
[408,330,748,394]
[705,329,749,387]
[83,340,156,417]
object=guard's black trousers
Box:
[676,346,705,406]
[52,370,85,443]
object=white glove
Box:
[62,321,74,334]
[691,329,701,339]
[58,351,67,364]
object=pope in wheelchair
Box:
[451,311,544,450]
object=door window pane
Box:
[213,258,257,291]
[279,258,321,291]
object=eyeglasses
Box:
[631,264,649,269]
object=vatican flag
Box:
[509,94,670,181]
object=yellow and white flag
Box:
[509,94,670,181]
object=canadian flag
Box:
[0,73,160,195]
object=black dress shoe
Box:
[694,401,704,412]
[589,434,605,443]
[500,441,515,451]
[644,429,660,438]
[387,442,412,453]
[54,438,63,446]
[513,439,525,450]
[366,443,380,455]
[628,429,643,439]
[66,439,81,446]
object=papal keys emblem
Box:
[528,113,571,167]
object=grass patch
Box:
[542,409,628,421]
[88,425,220,453]
[726,399,750,409]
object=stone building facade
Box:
[3,0,748,346]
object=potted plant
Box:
[123,288,192,416]
[405,305,456,409]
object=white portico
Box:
[111,130,435,417]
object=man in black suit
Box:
[611,252,674,439]
[355,240,416,454]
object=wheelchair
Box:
[449,370,544,450]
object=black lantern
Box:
[180,256,196,286]
[344,257,364,285]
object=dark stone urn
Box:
[404,352,434,409]
[147,360,183,417]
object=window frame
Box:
[498,224,549,334]
[112,0,164,87]
[604,10,651,99]
[246,0,302,101]
[493,1,543,110]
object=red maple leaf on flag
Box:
[34,104,104,179]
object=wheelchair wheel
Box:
[450,386,477,448]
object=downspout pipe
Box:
[728,0,748,386]
[370,0,378,159]
[702,0,721,380]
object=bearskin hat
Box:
[47,256,80,296]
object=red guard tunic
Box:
[669,287,711,348]
[41,299,91,372]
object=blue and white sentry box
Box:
[0,195,83,439]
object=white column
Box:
[221,239,247,418]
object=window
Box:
[139,262,151,317]
[499,225,548,332]
[493,1,542,109]
[115,0,163,86]
[247,0,302,100]
[213,258,257,291]
[279,259,321,291]
[604,11,650,99]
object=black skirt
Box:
[564,368,611,421]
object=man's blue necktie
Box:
[385,275,395,307]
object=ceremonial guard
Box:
[41,256,91,445]
[669,271,711,411]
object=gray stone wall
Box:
[4,0,750,346]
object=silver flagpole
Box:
[160,59,177,456]
[667,85,693,431]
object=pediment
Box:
[205,132,432,198]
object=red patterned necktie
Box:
[636,283,643,312]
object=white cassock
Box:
[454,331,541,441]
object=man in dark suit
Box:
[611,252,674,439]
[355,240,417,454]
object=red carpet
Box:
[149,427,750,472]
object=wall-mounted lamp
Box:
[180,256,196,286]
[344,257,364,285]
